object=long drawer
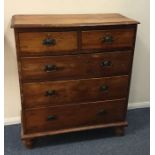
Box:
[22,76,129,108]
[82,29,135,50]
[24,99,126,134]
[21,51,132,81]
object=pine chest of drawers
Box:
[11,14,139,148]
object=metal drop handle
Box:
[100,85,108,92]
[97,109,107,115]
[45,90,56,96]
[47,115,57,121]
[102,35,113,44]
[42,38,56,46]
[44,64,57,72]
[101,60,111,67]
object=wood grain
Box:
[22,76,129,108]
[21,51,132,82]
[19,31,77,55]
[24,99,126,133]
[82,29,135,50]
[11,14,139,28]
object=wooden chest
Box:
[11,14,139,148]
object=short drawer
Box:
[22,76,129,108]
[24,99,126,133]
[21,51,132,81]
[18,31,78,56]
[81,29,135,50]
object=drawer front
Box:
[19,31,77,55]
[24,99,126,133]
[23,76,129,108]
[21,51,132,81]
[82,29,135,50]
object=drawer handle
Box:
[44,64,57,72]
[97,109,107,116]
[45,90,56,96]
[42,38,56,46]
[47,115,57,121]
[102,35,113,44]
[101,60,111,67]
[100,85,108,92]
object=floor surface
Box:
[4,108,150,155]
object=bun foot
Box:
[114,127,125,136]
[22,139,34,149]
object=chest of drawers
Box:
[11,14,139,148]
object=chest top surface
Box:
[11,13,139,28]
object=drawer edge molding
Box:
[23,98,127,111]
